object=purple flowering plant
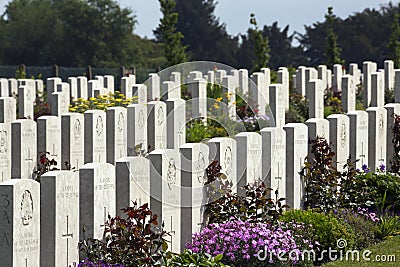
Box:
[187,219,318,266]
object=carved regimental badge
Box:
[340,123,347,149]
[196,152,206,184]
[378,113,384,138]
[0,130,7,154]
[96,115,103,137]
[117,112,124,133]
[21,190,33,226]
[224,146,233,175]
[167,158,176,190]
[138,109,145,129]
[157,106,164,126]
[73,119,81,142]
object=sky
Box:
[0,0,396,38]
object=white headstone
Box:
[318,65,328,89]
[127,103,147,156]
[207,137,237,192]
[87,80,101,99]
[278,67,290,111]
[0,123,11,182]
[327,114,350,171]
[84,110,107,163]
[79,163,116,240]
[161,81,180,100]
[367,107,387,171]
[363,61,378,108]
[47,77,62,97]
[147,101,167,152]
[18,85,35,119]
[0,97,16,123]
[180,143,209,246]
[148,149,181,252]
[261,67,271,89]
[37,116,61,169]
[215,70,226,85]
[115,156,150,215]
[104,75,114,92]
[296,66,306,96]
[166,98,186,149]
[170,72,181,89]
[384,103,400,172]
[250,73,267,115]
[370,71,385,107]
[189,78,207,119]
[347,110,369,168]
[238,69,249,95]
[40,171,79,267]
[0,78,9,97]
[384,60,395,91]
[8,78,18,96]
[61,113,84,170]
[132,84,147,104]
[77,76,88,100]
[283,123,308,209]
[332,64,343,92]
[349,63,361,85]
[269,84,285,127]
[260,127,286,200]
[0,179,40,266]
[305,118,330,160]
[307,79,324,119]
[68,77,78,101]
[341,75,356,112]
[148,73,160,100]
[106,107,127,165]
[235,132,262,196]
[11,119,36,179]
[51,92,69,116]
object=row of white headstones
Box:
[0,60,400,266]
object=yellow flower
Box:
[89,97,96,101]
[213,103,220,109]
[216,97,222,102]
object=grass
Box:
[322,235,400,266]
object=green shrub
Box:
[164,250,229,267]
[331,209,378,249]
[280,209,356,254]
[79,202,168,267]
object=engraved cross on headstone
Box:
[170,216,176,248]
[275,162,282,191]
[61,215,73,265]
[25,147,33,162]
[378,146,385,164]
[50,143,57,157]
[359,141,366,166]
[100,207,107,227]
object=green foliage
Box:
[331,209,378,249]
[249,13,270,72]
[359,171,400,212]
[69,91,137,113]
[0,0,136,67]
[375,214,400,240]
[390,113,400,172]
[301,137,341,212]
[388,13,400,68]
[156,0,187,66]
[324,7,344,68]
[164,250,228,267]
[280,209,356,254]
[79,202,168,267]
[204,161,287,224]
[324,89,343,116]
[286,89,308,123]
[34,91,51,120]
[173,0,240,67]
[185,119,227,143]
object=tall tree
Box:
[388,13,400,68]
[155,0,187,67]
[171,0,240,67]
[0,0,136,66]
[249,13,270,72]
[324,7,344,68]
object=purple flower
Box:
[362,164,370,173]
[379,164,385,171]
